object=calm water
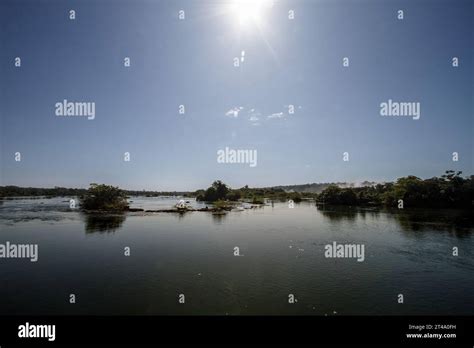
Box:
[0,196,473,315]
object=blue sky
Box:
[1,0,472,191]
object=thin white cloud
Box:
[267,112,285,119]
[249,116,259,122]
[225,107,244,118]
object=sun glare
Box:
[230,0,272,27]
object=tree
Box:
[197,180,231,202]
[318,185,342,204]
[81,184,128,211]
[212,180,230,199]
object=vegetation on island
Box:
[194,180,305,204]
[317,171,473,209]
[80,184,129,211]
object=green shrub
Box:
[81,184,128,211]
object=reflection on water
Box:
[318,206,358,222]
[211,212,228,223]
[317,205,473,236]
[0,197,473,315]
[391,209,473,237]
[84,213,126,233]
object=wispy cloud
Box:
[225,105,298,123]
[225,107,244,118]
[267,112,285,119]
[249,116,259,122]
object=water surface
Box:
[0,197,472,315]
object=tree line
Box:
[0,186,189,198]
[317,171,473,209]
[2,170,472,210]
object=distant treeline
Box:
[0,186,87,197]
[270,181,376,194]
[318,171,473,209]
[0,186,190,198]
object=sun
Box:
[232,1,262,25]
[230,0,272,27]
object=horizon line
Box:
[1,171,471,193]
